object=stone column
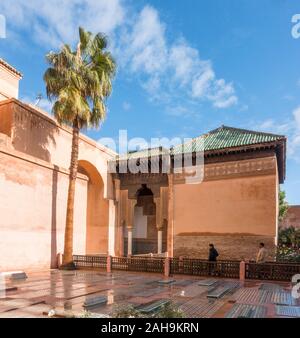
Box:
[127,198,136,257]
[164,257,170,277]
[116,187,127,257]
[239,261,246,281]
[167,174,174,257]
[107,255,112,273]
[108,200,116,256]
[157,228,163,254]
[127,228,133,257]
[155,196,163,255]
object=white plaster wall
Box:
[124,207,147,239]
[0,66,20,100]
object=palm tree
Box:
[44,27,116,268]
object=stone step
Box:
[157,279,175,285]
[1,272,28,280]
[198,279,218,286]
[275,305,300,318]
[83,296,107,309]
[207,282,239,299]
[226,304,267,318]
[207,286,231,299]
[138,299,170,314]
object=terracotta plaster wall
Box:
[85,182,109,254]
[0,152,88,271]
[173,173,278,260]
[174,235,275,261]
[0,100,115,200]
[0,104,12,137]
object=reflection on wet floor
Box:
[0,269,299,318]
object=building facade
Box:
[0,59,286,271]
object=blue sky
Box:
[0,0,300,204]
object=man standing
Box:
[208,244,219,261]
[208,244,219,276]
[256,243,268,263]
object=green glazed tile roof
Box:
[117,146,170,161]
[172,125,285,155]
[116,126,285,160]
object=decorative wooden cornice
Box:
[119,172,168,188]
[173,156,277,184]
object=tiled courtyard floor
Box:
[0,269,299,318]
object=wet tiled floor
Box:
[0,269,299,318]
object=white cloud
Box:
[21,95,53,113]
[0,1,238,111]
[0,0,124,47]
[208,79,238,108]
[192,66,215,98]
[169,42,201,86]
[122,14,238,109]
[255,119,291,135]
[165,105,195,117]
[293,106,300,129]
[289,106,300,159]
[126,6,167,74]
[254,106,300,161]
[168,40,219,102]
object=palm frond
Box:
[44,26,115,128]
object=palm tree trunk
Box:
[62,119,80,267]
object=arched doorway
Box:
[124,184,158,255]
[78,160,109,254]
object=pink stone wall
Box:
[0,99,116,271]
[0,150,88,271]
[1,99,115,200]
[173,171,278,259]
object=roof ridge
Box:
[127,145,169,154]
[207,125,286,139]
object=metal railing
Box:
[111,256,164,273]
[245,261,300,281]
[170,258,240,279]
[73,254,107,269]
[72,255,300,282]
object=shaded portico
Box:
[114,173,170,257]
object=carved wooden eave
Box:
[117,172,168,187]
[111,137,286,184]
[199,139,286,184]
[173,156,278,184]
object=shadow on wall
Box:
[13,103,59,162]
[50,165,59,269]
[78,160,109,255]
